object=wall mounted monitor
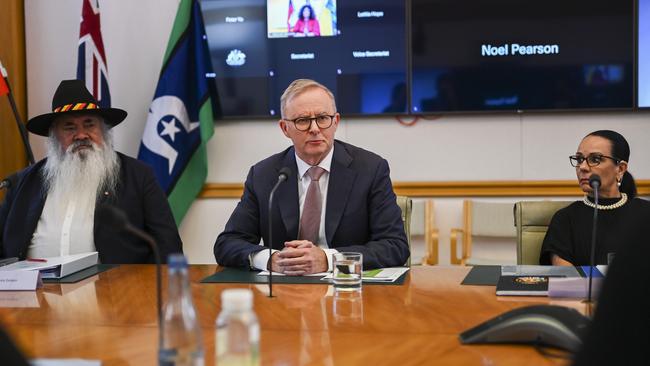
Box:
[639,0,650,108]
[410,0,634,113]
[202,0,408,118]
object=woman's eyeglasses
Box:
[569,153,620,167]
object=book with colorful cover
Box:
[496,275,555,296]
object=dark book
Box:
[496,275,553,296]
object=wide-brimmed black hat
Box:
[27,79,127,136]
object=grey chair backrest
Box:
[514,201,572,265]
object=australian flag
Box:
[138,0,217,224]
[76,0,111,107]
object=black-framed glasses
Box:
[284,114,335,131]
[569,153,620,167]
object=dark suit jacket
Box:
[214,140,409,269]
[0,153,182,264]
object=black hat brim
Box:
[27,108,128,137]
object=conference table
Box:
[0,265,587,365]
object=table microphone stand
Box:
[267,167,291,297]
[584,174,601,307]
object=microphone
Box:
[0,173,18,190]
[95,205,163,350]
[588,174,601,190]
[267,167,291,297]
[587,174,601,305]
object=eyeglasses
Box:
[569,153,620,167]
[284,114,335,131]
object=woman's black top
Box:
[539,197,650,265]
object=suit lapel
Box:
[326,142,356,245]
[277,150,300,241]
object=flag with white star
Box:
[137,0,218,223]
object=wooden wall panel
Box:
[0,0,27,200]
[199,180,650,199]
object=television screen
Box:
[411,0,634,113]
[202,0,408,118]
[639,0,650,108]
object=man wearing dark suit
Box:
[0,80,182,264]
[214,79,409,274]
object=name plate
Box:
[0,271,42,291]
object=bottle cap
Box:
[167,254,188,269]
[221,289,253,311]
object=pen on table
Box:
[26,258,47,262]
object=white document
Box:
[0,252,98,279]
[321,267,410,283]
[0,271,42,291]
[359,267,409,282]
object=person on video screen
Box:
[292,5,320,37]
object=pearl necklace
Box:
[582,193,628,210]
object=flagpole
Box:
[0,61,35,165]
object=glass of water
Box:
[332,252,363,292]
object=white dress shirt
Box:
[29,194,96,258]
[251,146,338,271]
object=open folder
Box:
[0,252,98,279]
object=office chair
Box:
[513,201,572,265]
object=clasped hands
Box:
[269,240,328,276]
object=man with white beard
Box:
[0,80,182,263]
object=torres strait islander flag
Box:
[76,0,111,107]
[137,0,217,224]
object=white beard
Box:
[42,134,120,214]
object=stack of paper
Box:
[501,265,581,278]
[548,277,604,298]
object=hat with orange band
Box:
[27,79,127,136]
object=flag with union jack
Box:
[76,0,111,108]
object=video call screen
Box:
[411,0,634,113]
[202,0,407,118]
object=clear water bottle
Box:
[216,289,260,366]
[159,254,204,366]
